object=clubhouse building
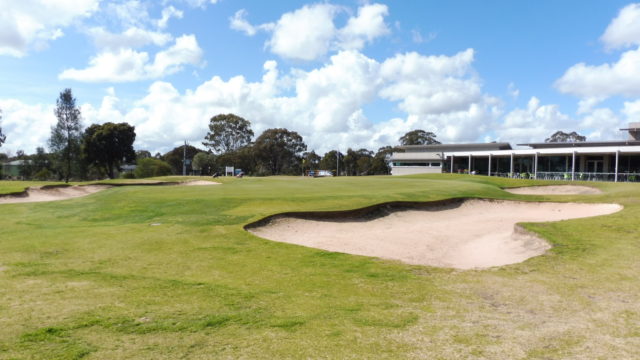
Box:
[390,124,640,182]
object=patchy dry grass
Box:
[0,174,638,359]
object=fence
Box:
[493,171,640,182]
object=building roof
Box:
[389,152,444,161]
[444,145,640,157]
[519,140,640,149]
[399,142,512,152]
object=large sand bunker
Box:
[0,185,110,204]
[505,185,601,195]
[248,199,621,269]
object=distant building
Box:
[390,125,640,182]
[1,160,27,179]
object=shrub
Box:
[134,158,172,178]
[120,172,136,179]
[34,168,51,181]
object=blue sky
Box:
[1,0,640,154]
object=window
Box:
[430,162,441,167]
[393,162,429,166]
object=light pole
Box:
[182,140,187,176]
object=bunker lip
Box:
[0,184,111,204]
[504,185,602,195]
[246,198,622,270]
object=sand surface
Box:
[181,180,221,186]
[0,185,110,204]
[249,200,621,269]
[505,185,602,195]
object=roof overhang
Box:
[444,145,640,157]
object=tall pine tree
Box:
[49,89,82,183]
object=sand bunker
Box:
[181,180,221,186]
[248,199,621,269]
[505,185,602,195]
[0,185,110,204]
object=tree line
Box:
[0,88,588,180]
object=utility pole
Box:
[183,140,187,176]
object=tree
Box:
[136,150,152,160]
[545,131,586,143]
[399,129,441,145]
[162,144,205,175]
[370,146,400,175]
[320,150,344,175]
[192,152,216,175]
[134,158,172,178]
[0,109,6,148]
[301,151,321,173]
[203,114,254,154]
[83,122,136,179]
[49,89,82,182]
[254,128,307,175]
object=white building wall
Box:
[391,167,442,176]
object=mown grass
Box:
[0,174,638,359]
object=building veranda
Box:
[390,124,640,182]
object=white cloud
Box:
[338,3,390,50]
[623,99,640,120]
[379,49,482,114]
[0,99,57,153]
[557,4,640,101]
[5,47,503,154]
[229,9,274,36]
[579,107,622,140]
[497,97,574,144]
[87,49,498,153]
[106,0,150,28]
[601,3,640,50]
[555,47,640,99]
[0,0,99,57]
[58,35,203,82]
[231,3,391,61]
[157,6,184,29]
[507,82,519,99]
[411,30,436,44]
[267,4,339,61]
[87,27,173,50]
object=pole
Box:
[510,153,514,177]
[183,140,187,176]
[488,154,492,176]
[571,151,576,181]
[615,151,619,182]
[534,152,538,179]
[336,150,339,177]
[468,154,472,174]
[450,155,454,173]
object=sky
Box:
[1,0,640,155]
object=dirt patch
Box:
[181,180,221,186]
[505,185,602,195]
[248,199,621,269]
[0,185,110,204]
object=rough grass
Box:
[0,174,638,359]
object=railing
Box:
[492,171,640,182]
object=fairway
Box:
[1,174,639,359]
